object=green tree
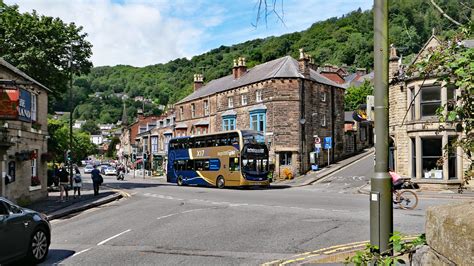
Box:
[47,119,97,163]
[344,80,374,111]
[0,3,93,109]
[106,137,120,158]
[81,120,100,135]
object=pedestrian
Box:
[57,166,69,202]
[91,165,103,196]
[73,167,82,198]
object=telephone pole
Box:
[371,0,393,255]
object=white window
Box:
[321,92,326,102]
[191,104,195,118]
[241,94,248,105]
[204,100,209,115]
[228,97,233,108]
[31,152,37,177]
[321,114,327,127]
[256,90,262,102]
[151,136,158,154]
[31,93,37,121]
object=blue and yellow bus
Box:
[166,130,270,188]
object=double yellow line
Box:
[262,236,418,265]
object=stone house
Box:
[0,59,49,203]
[388,36,471,189]
[174,51,346,178]
[344,111,373,155]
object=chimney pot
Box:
[193,73,204,91]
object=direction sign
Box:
[324,137,332,149]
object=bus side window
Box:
[186,160,194,170]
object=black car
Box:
[0,197,51,264]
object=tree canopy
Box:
[0,3,93,108]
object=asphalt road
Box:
[41,157,460,265]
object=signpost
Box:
[323,137,332,166]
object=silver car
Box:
[0,197,51,264]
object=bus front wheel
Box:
[177,176,184,186]
[216,176,225,189]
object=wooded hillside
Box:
[62,0,471,124]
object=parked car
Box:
[84,164,94,174]
[104,166,117,176]
[0,197,51,264]
[99,164,111,174]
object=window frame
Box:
[191,103,195,118]
[250,111,266,132]
[31,93,37,122]
[222,116,236,131]
[279,152,292,166]
[180,106,184,120]
[241,94,248,105]
[420,85,441,118]
[321,92,326,102]
[203,100,209,116]
[256,90,263,103]
[321,114,327,127]
[227,96,233,108]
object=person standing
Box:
[73,167,82,198]
[91,165,103,196]
[57,166,69,202]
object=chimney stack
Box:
[193,74,204,91]
[137,108,144,121]
[232,57,247,79]
[298,48,310,78]
[389,44,400,81]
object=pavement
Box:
[26,181,125,220]
[273,148,375,187]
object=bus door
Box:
[227,156,241,184]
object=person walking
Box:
[57,166,69,202]
[91,165,103,196]
[73,167,82,198]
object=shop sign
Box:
[0,87,19,119]
[18,89,32,122]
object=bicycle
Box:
[392,180,419,210]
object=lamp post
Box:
[371,0,392,255]
[68,45,74,185]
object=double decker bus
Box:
[166,130,269,188]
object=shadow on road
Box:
[5,249,74,266]
[104,181,175,190]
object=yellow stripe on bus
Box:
[196,171,215,186]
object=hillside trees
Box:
[52,0,471,125]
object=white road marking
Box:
[97,229,131,246]
[71,247,92,257]
[143,193,355,215]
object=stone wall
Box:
[412,201,474,265]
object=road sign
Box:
[315,143,322,149]
[315,147,320,154]
[324,137,332,149]
[314,136,321,144]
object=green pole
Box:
[371,0,392,255]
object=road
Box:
[41,155,460,265]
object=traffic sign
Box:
[315,143,322,149]
[314,136,321,144]
[324,137,332,149]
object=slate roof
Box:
[177,56,345,104]
[0,58,51,92]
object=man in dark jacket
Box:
[91,165,102,196]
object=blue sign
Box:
[315,147,320,154]
[324,137,332,149]
[18,89,31,122]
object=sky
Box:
[6,0,373,67]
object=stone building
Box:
[388,36,471,188]
[174,51,346,178]
[0,59,49,203]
